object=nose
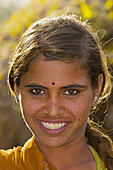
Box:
[46,95,64,117]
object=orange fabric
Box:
[0,137,55,170]
[0,137,107,170]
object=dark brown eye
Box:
[65,89,77,95]
[30,88,45,95]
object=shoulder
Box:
[0,137,34,169]
[0,145,23,169]
[0,136,44,170]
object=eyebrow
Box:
[24,84,48,89]
[24,83,87,90]
[60,84,87,90]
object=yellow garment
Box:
[0,137,55,170]
[89,145,107,170]
[0,137,107,170]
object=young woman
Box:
[0,14,113,170]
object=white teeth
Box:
[41,122,66,129]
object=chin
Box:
[35,135,68,148]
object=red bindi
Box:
[52,82,55,85]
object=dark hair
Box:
[8,14,113,169]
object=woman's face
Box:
[16,57,99,148]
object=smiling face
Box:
[15,57,99,148]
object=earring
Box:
[94,96,98,103]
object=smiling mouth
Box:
[41,122,67,130]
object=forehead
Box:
[20,58,91,87]
[29,58,86,76]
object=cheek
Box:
[65,96,92,118]
[19,94,43,117]
[67,101,91,128]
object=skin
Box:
[15,56,103,170]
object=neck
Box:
[37,135,93,169]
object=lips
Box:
[37,120,70,135]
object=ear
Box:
[92,74,104,105]
[14,82,19,103]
